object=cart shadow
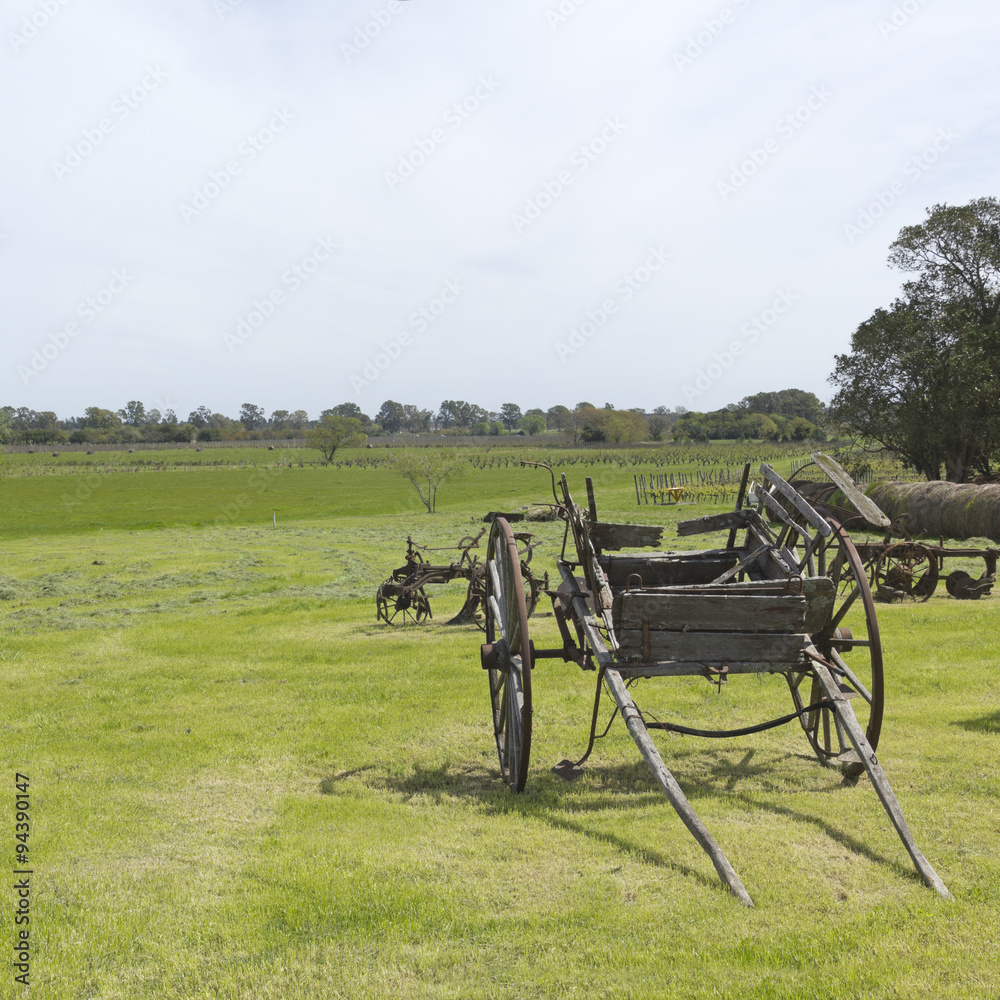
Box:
[550,751,912,881]
[533,812,722,892]
[367,753,916,885]
[689,756,911,878]
[375,762,502,803]
[318,765,376,794]
[952,711,1000,734]
[376,762,723,889]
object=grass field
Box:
[2,449,999,998]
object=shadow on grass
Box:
[363,761,499,803]
[534,812,722,892]
[318,765,375,794]
[952,711,1000,734]
[341,747,924,886]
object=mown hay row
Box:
[867,480,1000,541]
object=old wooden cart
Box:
[478,461,950,906]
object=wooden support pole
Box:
[602,667,754,907]
[727,463,752,550]
[807,652,952,899]
[586,476,598,523]
[556,562,753,906]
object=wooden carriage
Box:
[478,460,950,906]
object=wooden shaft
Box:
[602,667,753,907]
[556,562,753,906]
[808,651,952,899]
[727,462,752,549]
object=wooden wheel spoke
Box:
[797,519,885,765]
[488,561,505,623]
[496,674,508,736]
[488,596,505,640]
[830,585,860,630]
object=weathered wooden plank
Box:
[616,629,811,663]
[709,546,773,585]
[760,489,814,543]
[585,476,598,522]
[727,463,752,549]
[613,591,807,633]
[614,660,795,678]
[589,521,665,551]
[635,578,801,594]
[759,463,833,537]
[577,515,614,610]
[802,577,835,632]
[601,551,738,588]
[809,452,892,528]
[613,576,834,633]
[677,510,749,536]
[744,511,799,578]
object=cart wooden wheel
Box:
[480,518,533,791]
[871,542,938,602]
[789,519,884,773]
[376,582,431,625]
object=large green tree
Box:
[830,198,1000,482]
[305,415,366,462]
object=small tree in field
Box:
[387,450,467,513]
[306,415,366,463]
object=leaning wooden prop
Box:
[478,458,950,907]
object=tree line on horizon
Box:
[0,390,827,448]
[5,200,998,481]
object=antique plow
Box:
[478,460,950,906]
[377,528,546,627]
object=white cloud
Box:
[2,0,999,418]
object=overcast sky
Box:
[2,0,998,421]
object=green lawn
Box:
[2,456,998,998]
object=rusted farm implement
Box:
[478,460,950,906]
[790,455,998,602]
[376,528,547,627]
